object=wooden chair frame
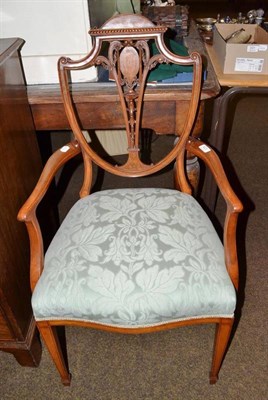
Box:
[18,14,243,386]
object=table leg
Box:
[202,86,268,212]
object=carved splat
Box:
[119,46,140,87]
[58,14,202,176]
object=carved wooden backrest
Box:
[58,14,202,192]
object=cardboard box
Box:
[213,23,268,75]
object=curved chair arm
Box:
[186,138,243,290]
[17,140,81,291]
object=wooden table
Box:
[203,43,268,211]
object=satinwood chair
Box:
[18,14,243,385]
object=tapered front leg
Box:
[37,321,71,386]
[210,318,234,384]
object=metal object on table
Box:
[196,17,217,25]
[196,18,216,31]
[225,28,251,44]
[195,17,216,44]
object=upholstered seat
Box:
[32,188,236,326]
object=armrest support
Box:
[186,138,243,289]
[17,140,81,291]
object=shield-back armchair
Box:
[18,14,243,386]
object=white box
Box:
[213,23,268,75]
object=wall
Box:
[0,0,96,84]
[89,0,140,27]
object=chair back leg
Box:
[37,321,71,386]
[210,318,234,384]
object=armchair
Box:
[18,14,243,385]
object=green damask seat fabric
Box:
[32,188,236,328]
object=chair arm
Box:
[17,140,81,291]
[18,140,81,221]
[186,138,242,212]
[186,138,243,289]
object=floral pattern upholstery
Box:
[32,188,236,328]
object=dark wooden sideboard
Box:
[0,38,42,366]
